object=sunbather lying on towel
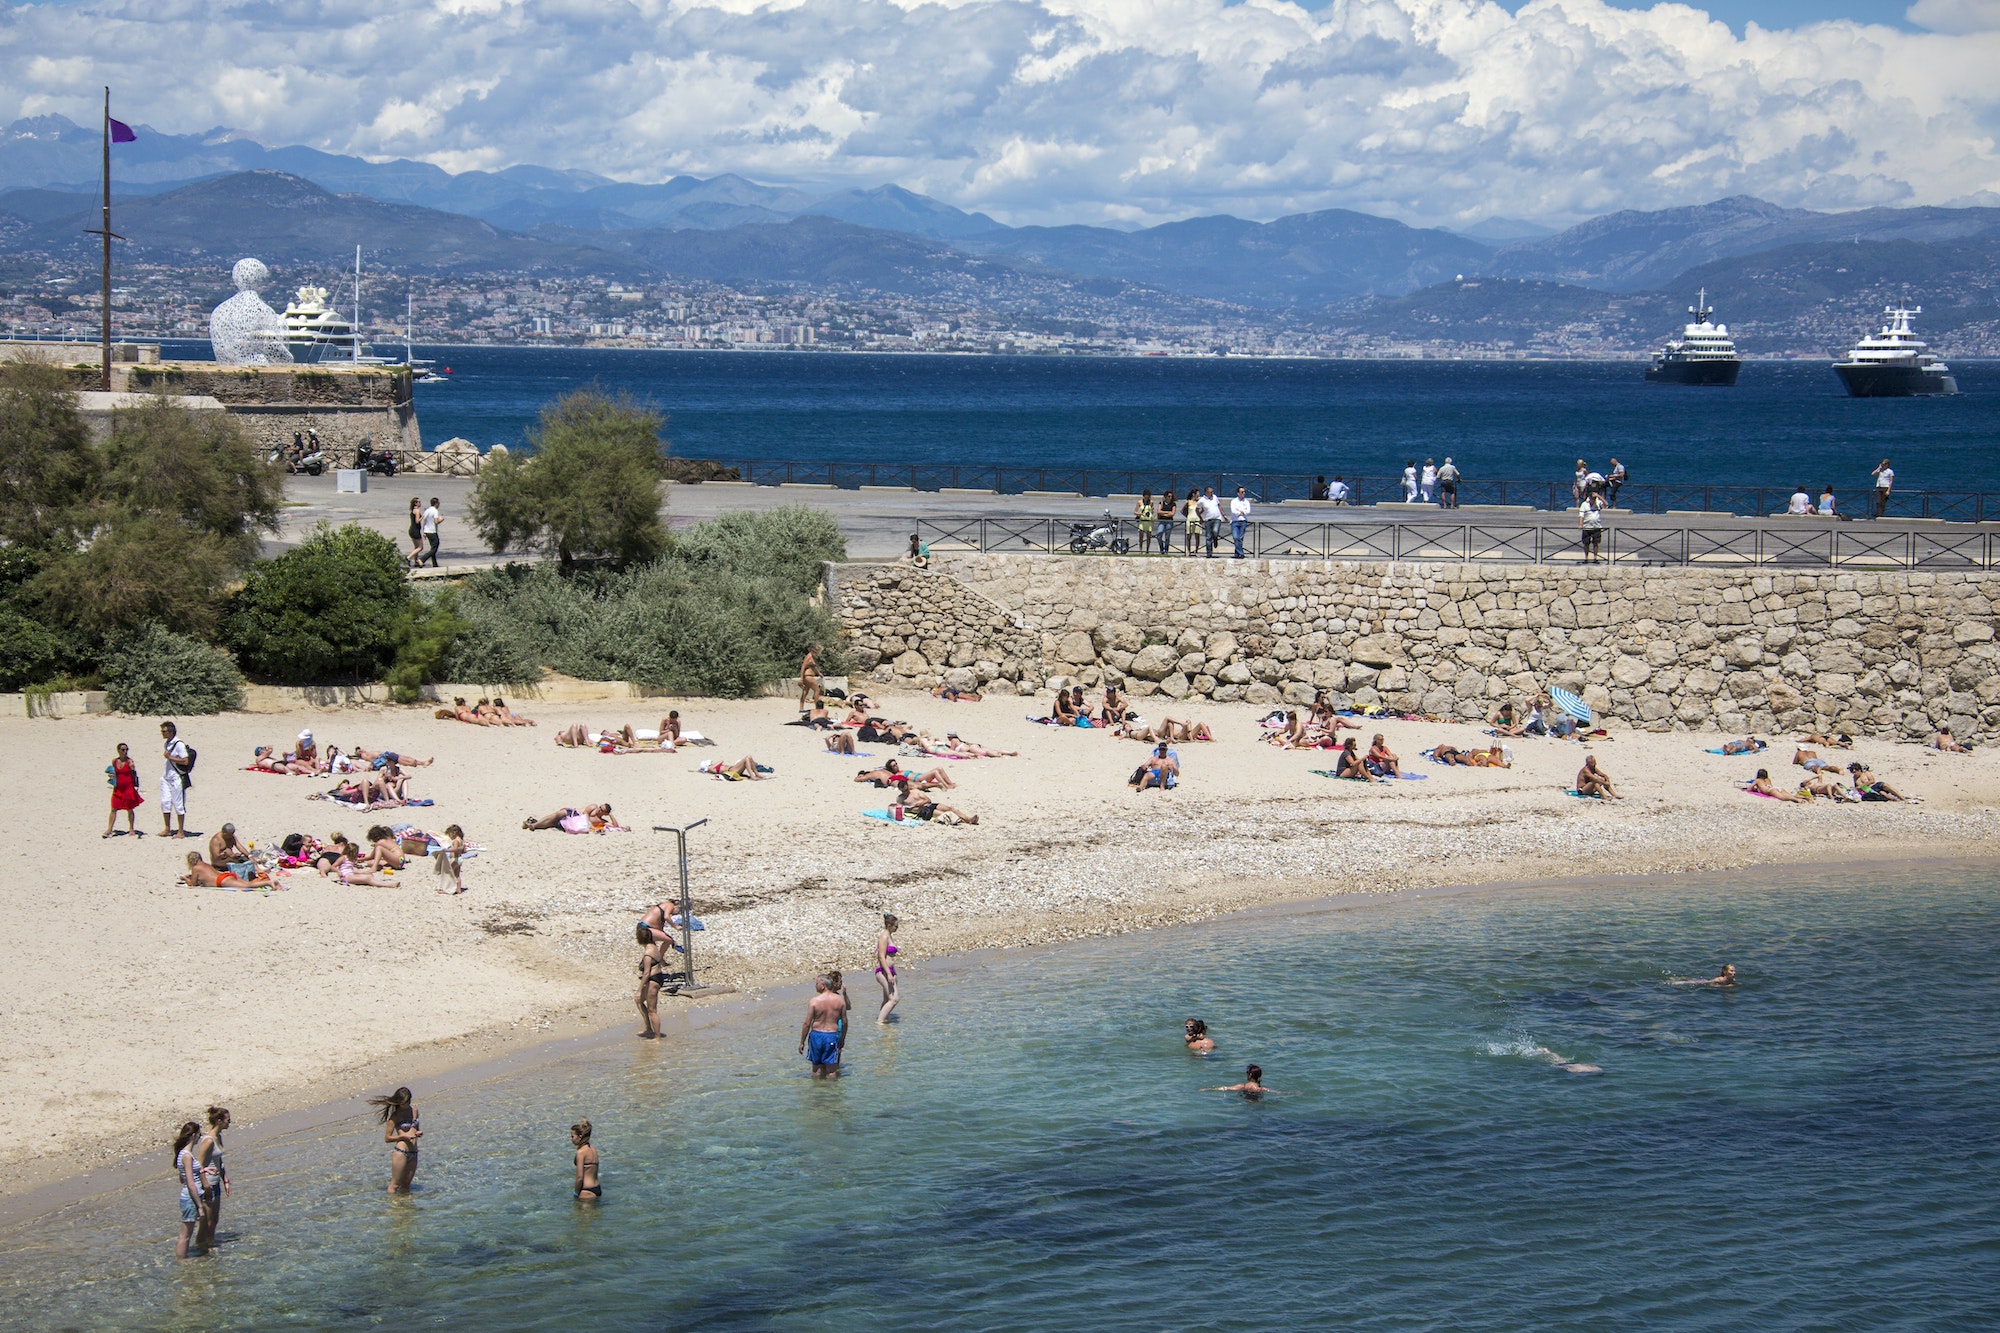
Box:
[180,851,274,889]
[1796,732,1853,749]
[1718,736,1768,755]
[1433,744,1510,767]
[938,732,1016,757]
[699,756,770,781]
[523,804,628,832]
[893,778,979,825]
[251,745,316,775]
[1745,769,1807,802]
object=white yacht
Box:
[1833,305,1958,397]
[1644,289,1740,385]
[281,284,365,362]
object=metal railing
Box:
[915,517,1999,570]
[715,457,1995,522]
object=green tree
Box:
[469,391,669,568]
[226,524,412,680]
[30,515,239,640]
[102,622,244,715]
[0,361,95,548]
[101,395,284,558]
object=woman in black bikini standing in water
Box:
[876,913,901,1024]
[571,1120,601,1201]
[369,1086,422,1194]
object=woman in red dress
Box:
[105,741,144,837]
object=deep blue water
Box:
[159,343,2000,495]
[5,865,1998,1330]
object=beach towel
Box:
[822,750,875,758]
[1706,746,1767,756]
[680,730,715,747]
[1564,789,1602,799]
[862,809,925,825]
[243,765,302,776]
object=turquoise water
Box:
[7,865,2000,1330]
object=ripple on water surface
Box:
[5,865,1999,1331]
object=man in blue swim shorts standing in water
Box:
[800,976,847,1078]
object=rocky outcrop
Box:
[829,554,2000,739]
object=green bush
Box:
[226,524,412,681]
[384,587,471,704]
[468,391,670,568]
[0,608,67,690]
[103,623,244,715]
[446,509,846,697]
[0,361,96,548]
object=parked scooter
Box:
[353,439,398,477]
[1068,510,1131,555]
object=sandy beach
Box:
[6,689,1999,1202]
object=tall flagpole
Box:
[86,87,122,390]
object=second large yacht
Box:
[1833,305,1959,397]
[1644,289,1741,385]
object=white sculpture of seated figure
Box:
[209,258,293,365]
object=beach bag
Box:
[400,835,430,856]
[175,744,197,790]
[281,833,306,857]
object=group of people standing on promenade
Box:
[1129,486,1257,558]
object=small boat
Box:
[1644,289,1740,386]
[1833,305,1958,397]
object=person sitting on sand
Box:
[1746,768,1807,802]
[523,804,628,832]
[208,823,251,870]
[180,851,273,889]
[1933,726,1974,754]
[1271,710,1309,748]
[1797,732,1853,749]
[893,778,979,825]
[932,684,983,703]
[1336,737,1376,782]
[1099,685,1132,726]
[1720,736,1768,755]
[1184,1018,1215,1053]
[825,731,859,755]
[660,711,683,745]
[1366,733,1402,778]
[939,732,1016,758]
[364,824,407,870]
[1575,755,1622,799]
[1130,743,1179,792]
[840,703,873,729]
[1491,701,1532,737]
[1848,762,1907,802]
[326,842,399,885]
[699,755,770,781]
[1050,689,1080,726]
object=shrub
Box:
[0,361,95,548]
[226,524,413,681]
[30,515,240,640]
[671,505,845,595]
[103,623,243,715]
[468,391,670,568]
[0,609,67,690]
[101,394,283,558]
[384,587,471,704]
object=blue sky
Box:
[4,0,1998,227]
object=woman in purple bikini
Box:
[875,913,901,1024]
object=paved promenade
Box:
[277,474,1997,568]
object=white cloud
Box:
[2,0,1997,225]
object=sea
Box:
[158,343,2000,494]
[6,863,1998,1330]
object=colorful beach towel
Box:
[862,809,925,825]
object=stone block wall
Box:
[829,554,2000,740]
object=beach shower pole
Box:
[652,819,708,990]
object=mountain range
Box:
[5,113,2000,347]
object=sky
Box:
[3,0,1999,227]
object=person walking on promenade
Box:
[406,497,425,569]
[800,976,847,1078]
[420,496,443,567]
[1438,458,1460,509]
[160,721,192,839]
[1154,488,1176,554]
[1872,460,1894,518]
[1578,491,1606,564]
[1135,489,1157,556]
[1199,488,1223,558]
[1420,459,1438,504]
[1402,461,1418,502]
[1606,459,1627,508]
[1229,486,1252,559]
[1182,487,1202,554]
[105,741,144,837]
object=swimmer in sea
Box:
[571,1119,601,1201]
[1184,1018,1216,1053]
[1206,1064,1295,1099]
[1528,1046,1602,1074]
[1670,963,1738,987]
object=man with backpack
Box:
[160,720,195,839]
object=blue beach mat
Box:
[862,809,924,825]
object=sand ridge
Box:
[5,690,1998,1199]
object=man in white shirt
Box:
[1871,460,1893,518]
[160,720,191,839]
[421,498,443,568]
[1198,488,1223,557]
[1329,476,1350,506]
[1228,486,1252,559]
[1787,487,1813,515]
[1419,460,1437,504]
[1402,462,1418,502]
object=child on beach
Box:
[434,824,468,894]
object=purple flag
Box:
[108,117,136,143]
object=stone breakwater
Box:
[828,555,2000,740]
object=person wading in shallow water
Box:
[800,976,847,1078]
[369,1086,422,1194]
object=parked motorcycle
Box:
[1068,510,1131,555]
[353,440,399,477]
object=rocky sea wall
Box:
[828,554,2000,739]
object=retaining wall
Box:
[830,554,2000,740]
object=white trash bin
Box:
[335,469,368,493]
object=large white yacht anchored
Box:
[1644,289,1740,385]
[1833,305,1958,397]
[281,284,362,362]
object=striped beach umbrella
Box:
[1549,686,1592,724]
